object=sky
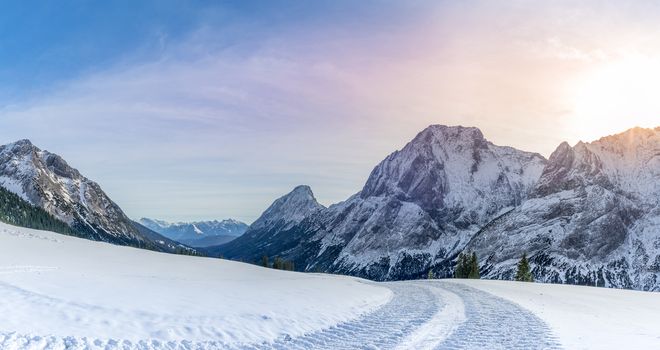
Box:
[1,1,660,223]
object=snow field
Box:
[451,279,660,350]
[0,222,391,348]
[2,221,659,349]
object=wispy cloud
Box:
[2,1,660,222]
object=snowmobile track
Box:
[434,282,561,350]
[248,280,561,350]
[0,280,562,349]
[249,282,443,350]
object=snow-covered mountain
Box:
[214,125,548,279]
[467,126,660,290]
[0,139,186,252]
[213,125,660,290]
[211,185,325,258]
[139,218,248,247]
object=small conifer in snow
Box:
[515,253,533,282]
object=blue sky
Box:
[0,0,422,100]
[2,1,660,223]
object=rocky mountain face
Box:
[208,185,325,259]
[467,127,660,290]
[214,125,548,279]
[139,218,248,247]
[0,139,187,253]
[213,125,660,291]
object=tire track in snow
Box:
[434,281,562,350]
[0,280,563,349]
[394,282,465,350]
[254,282,449,350]
[258,280,561,350]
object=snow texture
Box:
[0,222,390,349]
[451,279,660,350]
[2,222,660,349]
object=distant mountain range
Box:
[139,218,248,247]
[0,139,192,254]
[211,125,660,291]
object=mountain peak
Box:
[0,140,147,245]
[1,139,38,156]
[361,123,545,215]
[591,126,659,149]
[278,185,322,209]
[533,126,660,197]
[250,185,324,231]
[556,141,571,149]
[414,125,485,145]
[12,139,33,146]
[290,184,315,197]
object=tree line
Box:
[427,250,534,282]
[0,185,77,236]
[261,255,295,271]
[0,186,204,258]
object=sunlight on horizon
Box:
[568,54,660,142]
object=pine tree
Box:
[0,185,77,237]
[261,255,269,268]
[427,270,435,279]
[515,253,533,282]
[468,252,480,279]
[454,252,471,278]
[283,260,295,271]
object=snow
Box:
[192,223,204,235]
[0,222,391,348]
[394,282,465,350]
[584,127,659,200]
[2,220,659,349]
[250,185,325,232]
[280,125,549,279]
[139,218,249,242]
[449,279,660,350]
[0,176,30,202]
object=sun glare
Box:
[569,55,660,141]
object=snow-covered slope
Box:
[2,221,658,349]
[452,279,660,350]
[468,127,660,290]
[321,125,546,279]
[0,221,390,348]
[360,125,545,217]
[0,139,178,250]
[139,218,248,246]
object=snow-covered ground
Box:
[450,279,660,350]
[1,222,659,349]
[0,222,391,349]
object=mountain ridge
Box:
[214,124,547,279]
[139,217,248,247]
[207,185,325,259]
[0,139,191,253]
[211,124,660,290]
